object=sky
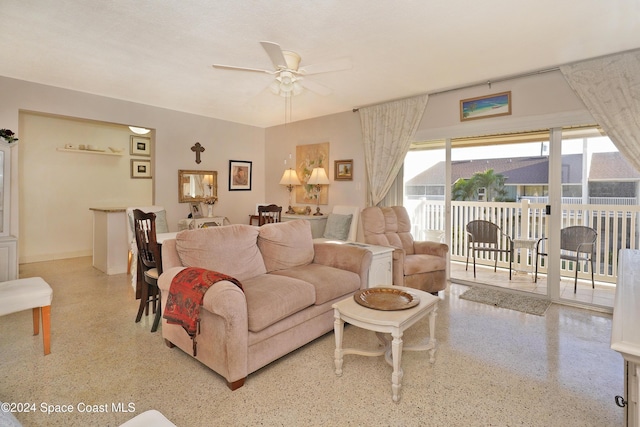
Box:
[404,136,618,182]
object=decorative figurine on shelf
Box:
[0,129,18,144]
[204,196,218,217]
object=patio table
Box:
[513,238,537,281]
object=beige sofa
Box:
[158,220,372,390]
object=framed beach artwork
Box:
[460,91,511,121]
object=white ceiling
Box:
[2,1,640,128]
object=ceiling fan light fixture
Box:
[272,71,301,97]
[269,80,281,95]
[280,71,294,85]
[292,81,303,96]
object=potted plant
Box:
[0,129,18,144]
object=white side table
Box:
[332,287,439,402]
[513,238,538,281]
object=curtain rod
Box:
[352,66,560,112]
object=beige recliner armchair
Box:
[361,206,448,294]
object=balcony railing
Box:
[521,196,637,205]
[406,199,640,284]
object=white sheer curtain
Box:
[560,49,640,171]
[359,94,428,206]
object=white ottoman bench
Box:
[0,277,53,355]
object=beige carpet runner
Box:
[459,287,551,316]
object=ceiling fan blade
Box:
[300,57,352,76]
[260,41,288,69]
[212,64,275,74]
[299,78,332,96]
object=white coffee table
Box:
[332,287,439,402]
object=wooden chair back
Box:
[258,204,282,226]
[133,209,160,274]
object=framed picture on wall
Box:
[130,159,151,179]
[229,160,252,191]
[460,91,511,121]
[334,159,353,181]
[130,136,151,156]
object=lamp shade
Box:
[307,167,330,185]
[279,168,301,186]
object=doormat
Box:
[459,287,551,316]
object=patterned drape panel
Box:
[359,94,428,206]
[560,50,640,172]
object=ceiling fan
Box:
[212,41,351,97]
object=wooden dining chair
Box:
[133,209,162,332]
[258,204,282,226]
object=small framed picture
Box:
[460,91,512,121]
[189,202,202,218]
[130,136,151,156]
[334,159,353,181]
[229,160,252,191]
[130,159,151,179]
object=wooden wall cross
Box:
[191,142,205,164]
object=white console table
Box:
[611,249,640,426]
[178,216,228,230]
[314,239,394,288]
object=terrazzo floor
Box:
[0,257,625,426]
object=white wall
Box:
[1,66,595,263]
[263,70,594,210]
[0,76,264,263]
[415,70,594,141]
[265,112,366,212]
[19,113,153,262]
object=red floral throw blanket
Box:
[163,267,243,356]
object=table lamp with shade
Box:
[307,167,330,216]
[279,168,301,214]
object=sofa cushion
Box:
[175,224,266,282]
[258,220,314,273]
[271,264,361,305]
[323,213,353,240]
[242,274,316,332]
[404,254,446,275]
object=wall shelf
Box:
[56,148,123,156]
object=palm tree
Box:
[470,169,506,202]
[452,178,476,201]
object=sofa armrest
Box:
[158,265,249,386]
[158,266,248,327]
[313,243,373,288]
[413,241,449,258]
